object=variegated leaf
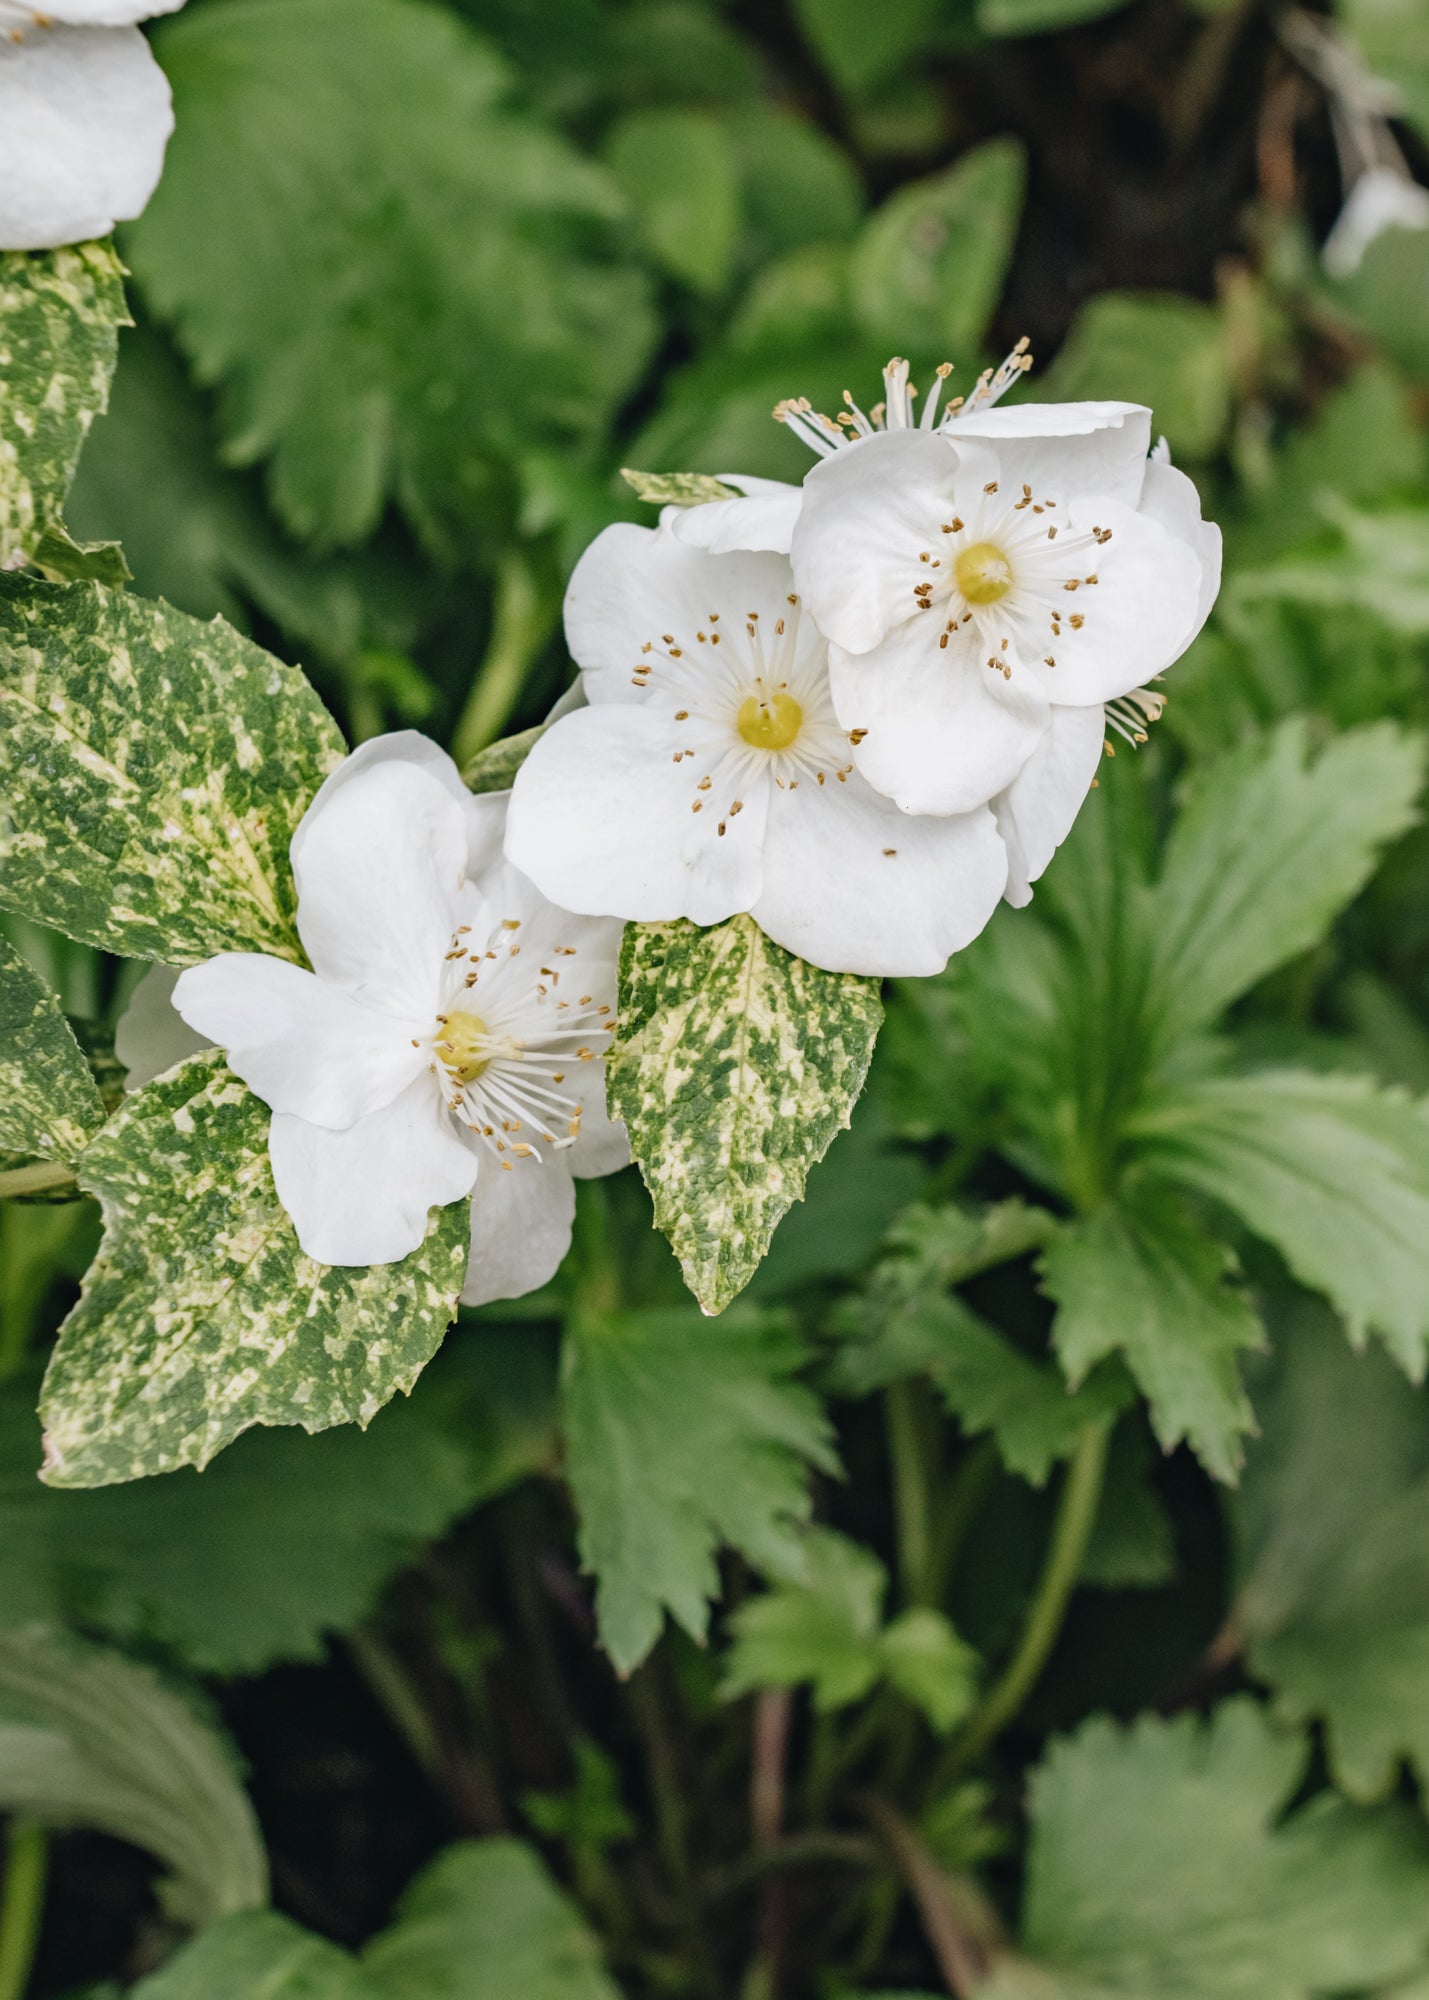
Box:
[0,937,106,1165]
[40,1052,469,1488]
[0,242,129,569]
[620,467,738,507]
[608,915,883,1314]
[0,574,343,966]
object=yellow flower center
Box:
[954,541,1014,606]
[736,690,803,751]
[436,1009,492,1085]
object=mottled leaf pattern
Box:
[0,575,343,965]
[0,243,129,569]
[40,1053,469,1489]
[620,468,739,506]
[608,916,883,1313]
[0,938,105,1165]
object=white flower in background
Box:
[504,526,1011,977]
[0,0,186,252]
[159,734,626,1306]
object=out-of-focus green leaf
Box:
[0,1628,267,1927]
[0,243,128,570]
[1336,0,1429,140]
[984,1701,1429,1999]
[1079,1419,1176,1589]
[135,1914,382,2000]
[0,575,343,967]
[129,0,656,555]
[1041,292,1230,458]
[1041,1191,1260,1483]
[561,1303,837,1674]
[1141,1070,1429,1379]
[1329,224,1429,380]
[726,106,865,265]
[40,1055,468,1488]
[605,109,740,293]
[0,938,105,1166]
[793,0,944,91]
[850,139,1026,359]
[1232,502,1429,635]
[0,1329,553,1672]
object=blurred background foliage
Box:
[6,0,1429,1991]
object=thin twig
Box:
[859,1796,997,1999]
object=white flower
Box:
[504,525,1011,978]
[782,372,1220,820]
[1322,164,1429,277]
[166,733,627,1307]
[0,0,186,252]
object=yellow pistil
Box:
[954,541,1014,605]
[737,690,803,751]
[436,1009,491,1085]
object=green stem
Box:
[450,550,556,770]
[0,1822,48,2000]
[953,1420,1110,1766]
[885,1378,936,1607]
[0,1162,76,1202]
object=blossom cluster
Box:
[134,352,1219,1304]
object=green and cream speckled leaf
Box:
[40,1052,469,1489]
[0,937,106,1165]
[0,243,129,569]
[620,468,738,507]
[608,916,883,1314]
[0,574,343,966]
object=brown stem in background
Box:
[858,1796,1001,2000]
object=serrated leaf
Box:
[987,1702,1429,2000]
[0,937,105,1165]
[0,1328,553,1673]
[850,139,1026,358]
[609,915,883,1314]
[1232,501,1429,635]
[30,521,131,589]
[0,575,343,966]
[1149,720,1424,1048]
[40,1053,469,1489]
[0,1628,266,1928]
[1039,293,1230,457]
[1040,1192,1260,1483]
[1141,1070,1429,1377]
[0,243,129,570]
[129,0,656,555]
[1232,1301,1429,1800]
[620,468,740,507]
[561,1303,837,1674]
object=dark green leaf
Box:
[0,937,105,1165]
[1040,293,1230,456]
[605,109,740,293]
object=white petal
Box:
[460,1154,576,1309]
[791,429,997,657]
[506,706,768,927]
[564,522,795,702]
[754,778,1008,976]
[569,1063,630,1179]
[949,401,1152,508]
[1136,460,1222,638]
[0,26,173,251]
[0,1,186,23]
[993,703,1106,907]
[173,955,426,1129]
[269,1075,477,1268]
[828,621,1050,817]
[115,962,211,1091]
[292,758,468,1020]
[1322,166,1429,278]
[670,476,802,556]
[1036,494,1204,706]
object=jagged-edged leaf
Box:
[1141,1070,1429,1377]
[0,576,342,965]
[1232,1301,1429,1799]
[0,243,128,569]
[129,0,656,555]
[30,522,131,588]
[0,1328,553,1672]
[620,468,739,507]
[40,1054,469,1489]
[0,1628,266,1927]
[1148,720,1424,1048]
[0,937,105,1165]
[985,1701,1429,2000]
[1039,293,1230,457]
[609,915,883,1314]
[1232,503,1429,635]
[1040,1191,1260,1483]
[562,1303,837,1674]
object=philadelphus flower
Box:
[167,735,627,1306]
[0,0,186,251]
[504,527,1010,978]
[670,351,1221,897]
